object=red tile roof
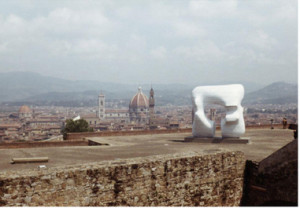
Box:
[18,105,32,114]
[129,87,149,109]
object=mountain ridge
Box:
[243,82,297,104]
[0,72,297,106]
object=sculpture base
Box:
[184,136,250,144]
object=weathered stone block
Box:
[0,151,245,206]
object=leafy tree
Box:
[62,118,93,140]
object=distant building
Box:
[105,109,130,123]
[98,92,105,120]
[82,114,101,126]
[27,118,63,128]
[0,123,22,141]
[18,105,33,119]
[129,87,149,124]
[149,86,157,129]
[96,92,130,123]
[95,87,156,126]
[210,108,216,121]
[149,87,155,119]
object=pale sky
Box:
[0,0,297,85]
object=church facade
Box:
[97,87,155,125]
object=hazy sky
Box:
[0,0,297,85]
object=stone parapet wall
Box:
[246,124,282,129]
[258,139,297,173]
[242,139,298,206]
[66,125,283,140]
[0,151,245,206]
[66,128,192,140]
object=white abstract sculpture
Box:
[192,84,245,138]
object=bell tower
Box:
[98,91,105,120]
[149,87,155,115]
[149,86,155,127]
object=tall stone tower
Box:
[149,87,155,126]
[98,92,105,120]
[149,87,155,116]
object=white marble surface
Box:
[192,84,245,138]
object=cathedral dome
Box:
[129,87,149,109]
[18,105,32,114]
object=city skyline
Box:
[0,0,297,86]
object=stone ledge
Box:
[0,151,242,178]
[184,136,250,144]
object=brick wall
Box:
[0,151,245,206]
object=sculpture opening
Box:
[192,84,245,138]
